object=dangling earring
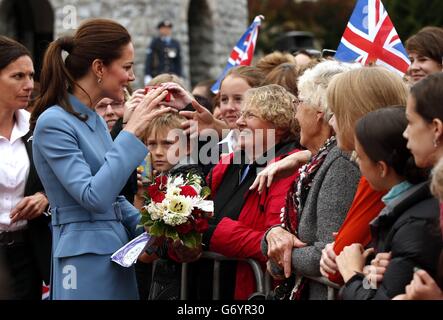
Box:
[97,77,102,84]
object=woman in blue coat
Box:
[30,19,173,300]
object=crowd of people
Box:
[0,17,442,301]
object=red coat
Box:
[207,149,300,300]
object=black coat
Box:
[23,131,51,284]
[145,37,182,77]
[342,182,442,300]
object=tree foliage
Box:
[249,0,443,54]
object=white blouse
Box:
[0,109,30,232]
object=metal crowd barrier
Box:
[180,251,266,300]
[179,251,342,300]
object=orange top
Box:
[329,176,386,284]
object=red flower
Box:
[180,185,198,197]
[155,175,168,187]
[176,222,193,235]
[194,218,209,233]
[147,185,165,203]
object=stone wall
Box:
[0,0,248,89]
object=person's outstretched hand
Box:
[124,86,175,138]
[250,150,311,194]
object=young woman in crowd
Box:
[30,19,173,300]
[406,26,443,84]
[392,72,443,300]
[336,106,441,300]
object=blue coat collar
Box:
[68,94,98,131]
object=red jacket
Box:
[207,149,300,300]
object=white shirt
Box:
[0,109,30,232]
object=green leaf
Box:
[139,214,151,226]
[181,231,201,248]
[200,186,211,199]
[149,221,166,237]
[165,227,180,241]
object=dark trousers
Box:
[0,230,41,300]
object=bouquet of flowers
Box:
[140,172,213,249]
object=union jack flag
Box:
[211,15,263,94]
[335,0,410,76]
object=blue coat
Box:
[33,95,148,300]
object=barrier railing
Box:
[179,251,342,300]
[180,251,266,300]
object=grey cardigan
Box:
[263,145,361,299]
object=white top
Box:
[0,109,30,232]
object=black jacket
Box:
[342,182,442,300]
[23,131,51,284]
[145,37,182,77]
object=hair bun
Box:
[58,36,74,54]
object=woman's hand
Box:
[123,86,175,138]
[170,240,202,263]
[180,100,228,138]
[266,226,307,278]
[393,270,443,300]
[138,252,158,264]
[250,150,312,194]
[10,192,48,223]
[336,244,374,283]
[362,252,391,285]
[320,242,338,277]
[161,82,193,110]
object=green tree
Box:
[249,0,443,54]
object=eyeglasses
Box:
[95,101,124,113]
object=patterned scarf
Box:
[281,136,336,233]
[277,136,336,300]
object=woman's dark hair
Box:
[406,26,443,65]
[410,72,443,124]
[0,36,31,71]
[355,106,428,184]
[30,18,131,130]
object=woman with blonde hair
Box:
[261,60,360,300]
[319,67,410,284]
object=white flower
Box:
[147,202,166,221]
[166,195,193,217]
[163,212,189,226]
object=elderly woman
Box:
[261,60,361,300]
[205,84,301,300]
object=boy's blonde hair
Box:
[242,84,299,141]
[327,67,408,151]
[143,112,188,143]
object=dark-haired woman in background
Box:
[0,35,51,299]
[336,106,441,300]
[406,26,443,84]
